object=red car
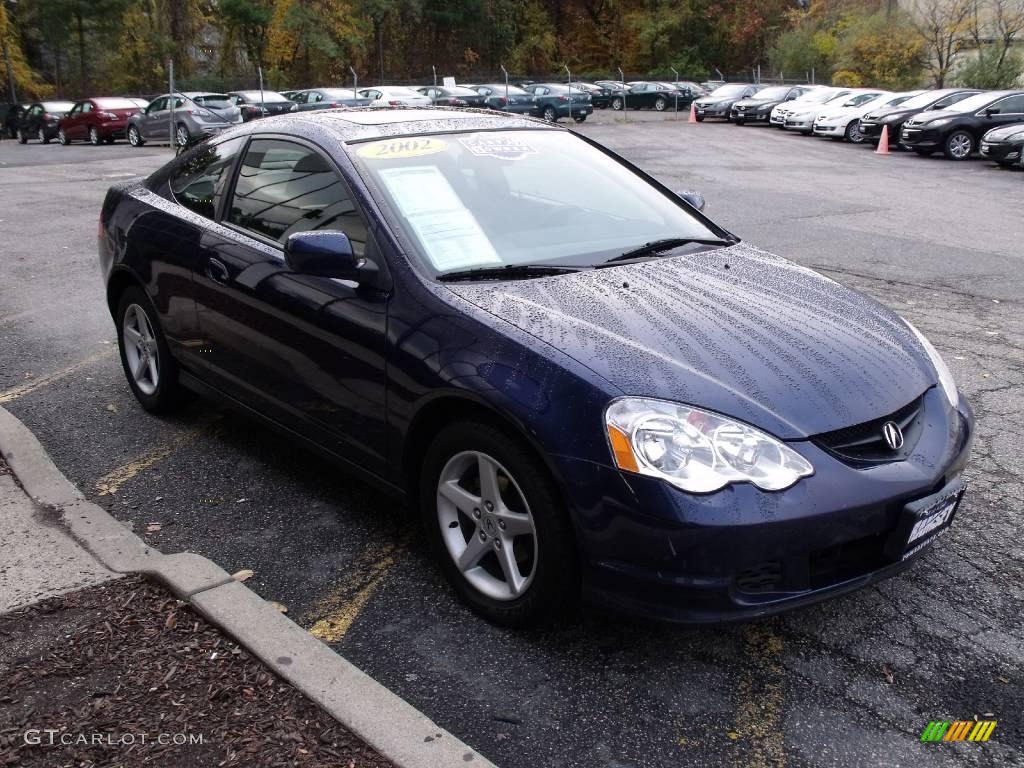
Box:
[58,97,146,145]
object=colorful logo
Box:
[920,721,996,742]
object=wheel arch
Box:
[402,392,575,520]
[105,267,147,319]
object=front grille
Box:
[812,394,925,464]
[736,561,783,593]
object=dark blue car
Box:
[98,109,973,627]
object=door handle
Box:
[206,258,229,284]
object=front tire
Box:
[845,121,864,144]
[943,130,974,160]
[611,97,624,111]
[128,125,144,147]
[175,123,190,147]
[89,126,100,145]
[38,127,50,144]
[420,420,579,628]
[115,287,187,413]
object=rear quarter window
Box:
[170,137,246,219]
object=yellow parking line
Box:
[735,625,787,768]
[95,418,219,496]
[308,540,404,643]
[0,349,115,404]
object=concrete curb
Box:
[0,405,496,768]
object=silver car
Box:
[127,92,242,147]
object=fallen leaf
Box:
[726,731,739,740]
[236,497,249,503]
[232,569,255,582]
[155,496,163,502]
[146,523,162,533]
[165,612,177,629]
[883,664,894,684]
[105,404,118,413]
[269,601,288,613]
[998,676,1010,683]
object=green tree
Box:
[833,10,924,89]
[219,0,274,74]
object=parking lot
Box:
[1,112,1022,768]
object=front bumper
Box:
[559,104,593,117]
[899,126,941,149]
[784,116,814,130]
[812,121,845,137]
[980,140,1023,162]
[733,109,771,122]
[858,120,895,140]
[559,387,973,623]
[695,104,730,119]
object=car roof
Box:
[250,107,554,143]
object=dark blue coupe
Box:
[99,108,973,627]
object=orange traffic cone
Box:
[875,124,889,155]
[688,103,697,124]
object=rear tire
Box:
[542,105,557,122]
[89,126,100,145]
[175,122,190,147]
[654,97,667,112]
[128,125,144,147]
[115,286,187,413]
[38,127,50,144]
[611,97,624,111]
[420,420,579,628]
[16,129,26,144]
[58,128,69,145]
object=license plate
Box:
[896,480,965,560]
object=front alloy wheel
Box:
[944,130,974,160]
[58,128,69,145]
[437,451,537,601]
[611,97,624,111]
[89,127,100,145]
[128,125,144,147]
[845,121,864,144]
[175,124,190,147]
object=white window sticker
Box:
[379,166,500,272]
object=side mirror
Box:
[284,231,376,283]
[677,190,706,212]
[985,107,1000,116]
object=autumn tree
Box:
[832,10,924,88]
[906,0,974,86]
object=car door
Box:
[23,104,42,134]
[77,101,95,139]
[194,136,389,473]
[63,102,84,139]
[977,94,1024,137]
[141,97,169,139]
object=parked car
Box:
[280,90,302,102]
[813,91,921,143]
[676,81,709,98]
[468,84,536,114]
[771,87,852,128]
[594,80,626,93]
[98,107,973,627]
[980,122,1024,166]
[899,90,1024,159]
[55,97,142,145]
[521,83,593,122]
[127,93,242,148]
[858,88,981,145]
[571,82,612,109]
[16,101,75,143]
[227,90,298,121]
[693,84,764,121]
[357,86,432,107]
[290,88,374,112]
[784,89,879,135]
[610,81,692,112]
[416,85,488,108]
[731,84,818,125]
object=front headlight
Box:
[903,320,959,409]
[605,398,814,494]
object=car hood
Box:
[983,122,1024,140]
[734,97,781,108]
[908,108,966,126]
[445,244,935,439]
[863,107,916,121]
[696,97,736,106]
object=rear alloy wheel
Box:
[89,126,100,145]
[845,121,864,144]
[128,125,144,147]
[944,130,974,160]
[175,123,190,147]
[654,96,667,111]
[611,97,624,111]
[116,287,186,413]
[58,128,69,145]
[421,421,579,627]
[542,105,557,122]
[38,127,50,144]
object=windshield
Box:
[447,87,481,96]
[384,88,423,97]
[350,130,720,275]
[944,92,1004,113]
[192,94,233,109]
[898,91,950,110]
[841,93,882,107]
[709,84,747,97]
[753,86,791,100]
[94,98,141,109]
[483,85,528,95]
[238,91,288,102]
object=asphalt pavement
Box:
[0,114,1021,768]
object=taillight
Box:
[100,111,117,120]
[557,96,569,102]
[497,97,508,106]
[388,100,401,105]
[328,102,339,108]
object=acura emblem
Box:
[882,421,904,450]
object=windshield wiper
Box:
[437,264,583,282]
[598,237,733,267]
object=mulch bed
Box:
[0,575,393,767]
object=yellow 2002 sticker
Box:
[356,137,447,159]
